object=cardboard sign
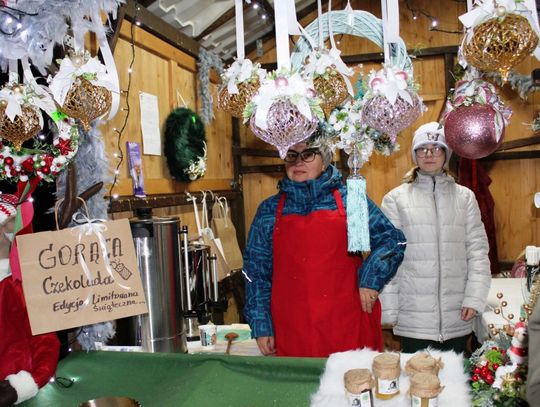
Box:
[16,218,148,335]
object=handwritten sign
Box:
[16,218,148,335]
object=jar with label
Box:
[372,353,400,399]
[404,352,443,377]
[409,372,443,407]
[344,369,375,407]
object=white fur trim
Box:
[6,370,39,404]
[311,348,471,407]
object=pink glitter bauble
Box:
[444,104,504,159]
[249,99,319,158]
[362,93,422,140]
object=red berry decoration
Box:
[472,374,479,382]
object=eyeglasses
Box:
[284,148,321,163]
[415,146,445,158]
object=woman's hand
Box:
[256,336,276,356]
[461,307,477,321]
[359,288,379,313]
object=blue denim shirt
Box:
[243,165,406,338]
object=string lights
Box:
[404,0,464,34]
[107,2,138,207]
[0,3,37,36]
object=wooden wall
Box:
[242,0,540,264]
[103,22,235,234]
[100,0,540,265]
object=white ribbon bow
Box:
[49,57,116,107]
[224,59,259,94]
[369,67,412,105]
[304,48,354,96]
[72,213,130,290]
[253,72,313,130]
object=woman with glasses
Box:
[380,121,491,354]
[243,132,406,357]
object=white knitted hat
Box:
[411,122,452,166]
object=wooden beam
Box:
[109,190,241,213]
[124,0,200,58]
[479,150,540,161]
[138,0,157,7]
[240,164,285,174]
[261,0,275,20]
[497,134,540,151]
[234,147,280,158]
[260,45,460,71]
[108,3,127,52]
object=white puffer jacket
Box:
[380,171,491,342]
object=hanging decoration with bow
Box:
[302,0,353,117]
[459,0,540,80]
[218,0,266,119]
[244,0,323,158]
[361,0,424,143]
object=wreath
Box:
[0,80,79,184]
[164,107,207,182]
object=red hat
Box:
[0,194,18,226]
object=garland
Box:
[164,107,207,182]
[197,47,223,124]
[0,112,78,183]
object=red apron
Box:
[271,190,383,357]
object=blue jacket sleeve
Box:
[242,198,277,338]
[359,198,406,291]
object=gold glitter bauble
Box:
[62,76,112,131]
[218,79,260,119]
[313,72,349,117]
[0,104,41,150]
[463,13,539,80]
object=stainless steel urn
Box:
[123,207,187,352]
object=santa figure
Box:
[0,193,60,406]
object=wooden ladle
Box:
[225,332,239,355]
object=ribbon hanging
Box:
[381,0,400,65]
[235,0,245,60]
[90,9,120,120]
[345,0,355,26]
[317,0,324,48]
[327,1,354,96]
[275,0,301,70]
[346,176,370,252]
[71,212,130,291]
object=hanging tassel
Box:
[346,176,370,252]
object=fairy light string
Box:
[107,1,138,208]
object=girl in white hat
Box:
[380,122,491,354]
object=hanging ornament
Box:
[459,1,540,80]
[305,48,353,117]
[442,78,512,159]
[301,0,353,117]
[361,66,424,142]
[245,70,322,158]
[61,77,111,131]
[218,0,265,119]
[218,59,265,118]
[49,55,114,131]
[0,82,43,150]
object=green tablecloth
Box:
[21,352,326,407]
